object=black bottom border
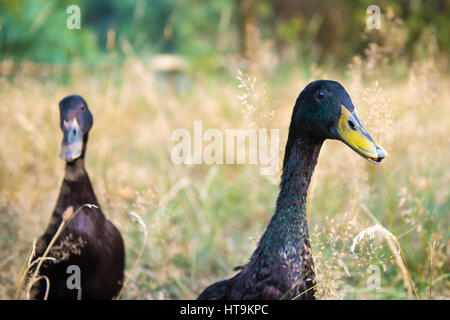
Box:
[1,300,447,319]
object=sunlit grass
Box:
[0,53,448,299]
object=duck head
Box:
[58,95,93,162]
[290,80,387,163]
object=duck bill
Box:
[59,118,83,162]
[337,105,387,164]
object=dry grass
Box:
[0,43,448,299]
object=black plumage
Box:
[32,95,125,300]
[198,80,386,300]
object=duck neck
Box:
[252,132,323,279]
[64,157,87,181]
[276,133,323,216]
[56,156,99,212]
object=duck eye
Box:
[316,90,325,99]
[81,106,85,110]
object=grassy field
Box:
[0,52,448,299]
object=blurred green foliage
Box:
[0,0,448,67]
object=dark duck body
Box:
[198,80,387,300]
[32,95,125,300]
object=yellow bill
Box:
[337,105,387,163]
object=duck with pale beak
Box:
[58,95,93,162]
[33,95,125,300]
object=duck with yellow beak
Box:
[198,80,386,300]
[290,80,387,163]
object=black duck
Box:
[32,95,125,300]
[198,80,386,300]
